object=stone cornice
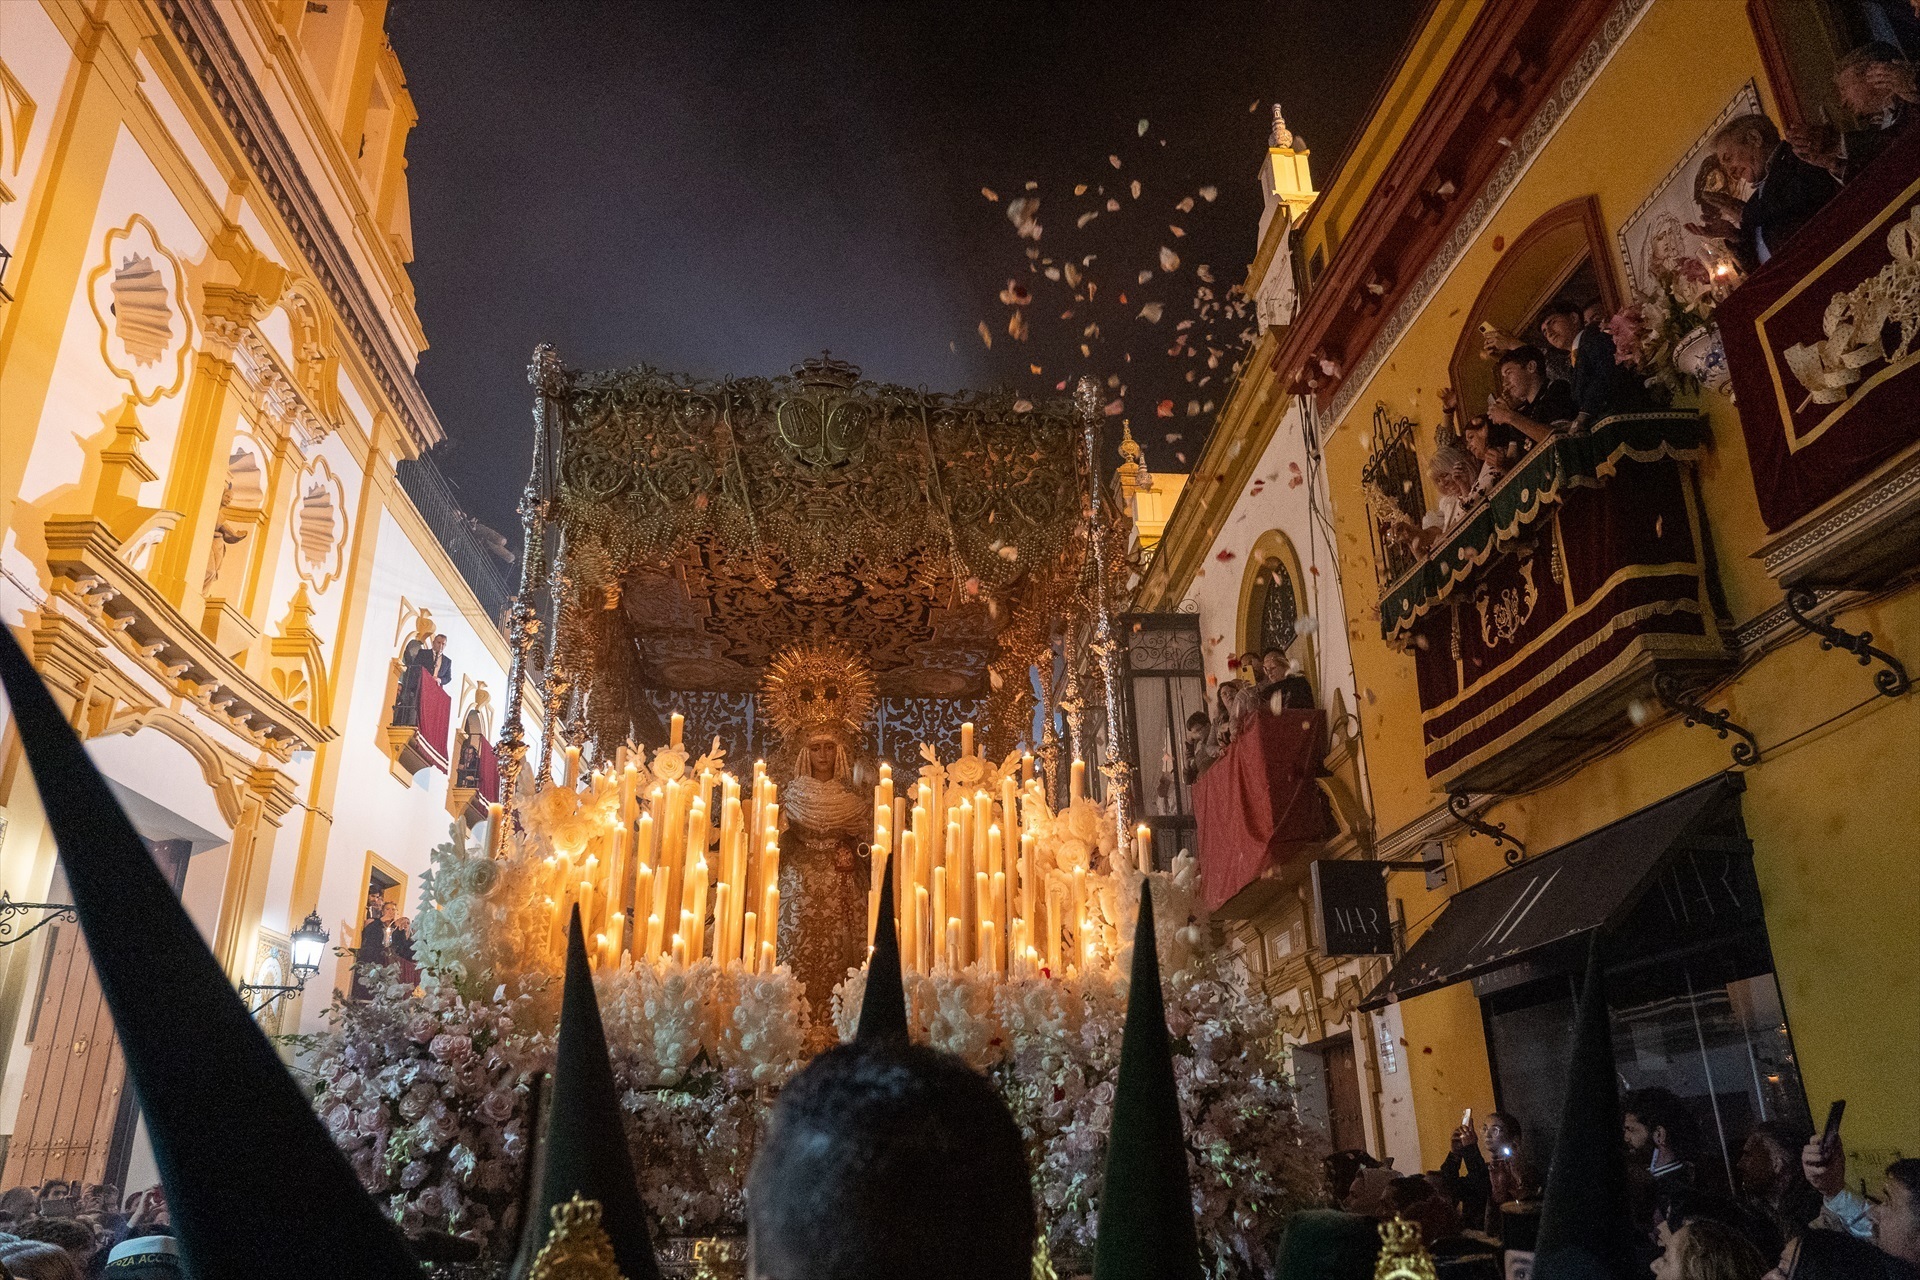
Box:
[151,0,443,453]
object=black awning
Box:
[1361,774,1747,1010]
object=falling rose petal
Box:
[1159,246,1180,271]
[1169,225,1186,237]
[1080,344,1091,357]
[1156,399,1174,417]
[1202,400,1214,411]
[1025,179,1039,190]
[1007,197,1042,240]
[998,544,1020,560]
[1029,363,1042,374]
[998,279,1032,305]
[1130,179,1142,199]
[1655,516,1664,537]
[1175,196,1195,213]
[1109,154,1122,168]
[1187,399,1202,416]
[1055,379,1067,390]
[1106,197,1121,212]
[1063,262,1082,287]
[1199,185,1218,202]
[1165,432,1183,442]
[1077,211,1099,229]
[1138,270,1154,284]
[1107,374,1120,386]
[978,321,993,348]
[1074,183,1088,196]
[1103,398,1124,416]
[1216,549,1235,562]
[1137,118,1149,136]
[1007,311,1029,341]
[1012,399,1033,413]
[982,186,999,201]
[1118,291,1127,304]
[1044,267,1060,281]
[1177,452,1187,463]
[1196,264,1215,283]
[1137,301,1163,322]
[1248,100,1260,113]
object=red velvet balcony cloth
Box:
[413,674,450,770]
[1191,707,1335,912]
[475,737,500,803]
[1719,120,1920,531]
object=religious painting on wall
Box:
[1616,81,1762,307]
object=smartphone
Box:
[1462,1107,1473,1128]
[1822,1099,1845,1154]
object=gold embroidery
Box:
[529,1194,626,1280]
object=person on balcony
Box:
[1253,646,1315,712]
[1413,435,1479,554]
[1541,300,1646,430]
[391,630,451,729]
[455,692,491,790]
[1486,345,1579,446]
[1183,710,1219,785]
[1442,387,1525,496]
[1702,113,1839,270]
[1789,43,1918,181]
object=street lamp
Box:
[240,911,330,1016]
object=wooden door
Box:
[1,840,191,1191]
[1324,1035,1366,1154]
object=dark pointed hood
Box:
[1534,937,1636,1279]
[0,626,419,1277]
[855,851,909,1044]
[520,907,661,1280]
[1093,879,1201,1280]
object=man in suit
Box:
[1789,42,1918,181]
[1708,113,1840,271]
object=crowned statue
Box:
[760,638,877,1048]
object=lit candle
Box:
[975,871,989,966]
[687,861,708,963]
[960,721,974,758]
[981,918,996,973]
[932,867,947,969]
[1020,832,1036,939]
[714,882,732,968]
[487,802,505,859]
[1070,867,1087,974]
[743,910,758,972]
[670,712,684,748]
[1021,752,1034,783]
[759,939,775,974]
[1136,824,1153,876]
[1070,759,1086,805]
[947,916,962,972]
[671,932,686,966]
[646,911,663,960]
[914,884,930,974]
[764,884,781,964]
[991,869,1007,969]
[899,830,918,972]
[564,744,581,788]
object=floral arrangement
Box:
[298,969,547,1246]
[1611,234,1744,398]
[311,772,1319,1274]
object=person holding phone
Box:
[1802,1112,1920,1269]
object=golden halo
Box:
[760,639,876,744]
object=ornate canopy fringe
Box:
[510,349,1117,769]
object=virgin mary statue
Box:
[760,640,876,1048]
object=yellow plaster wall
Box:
[1320,0,1920,1169]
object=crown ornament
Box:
[528,1194,626,1280]
[760,638,877,744]
[1374,1215,1438,1280]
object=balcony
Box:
[1379,413,1730,792]
[1718,123,1920,590]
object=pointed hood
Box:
[855,851,909,1044]
[0,628,419,1277]
[1093,879,1201,1280]
[520,907,661,1280]
[1534,937,1636,1279]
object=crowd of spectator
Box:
[1184,646,1316,785]
[0,1182,180,1279]
[351,892,419,1001]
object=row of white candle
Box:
[867,724,1154,979]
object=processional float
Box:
[467,348,1151,1006]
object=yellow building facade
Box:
[1144,0,1917,1188]
[0,0,518,1191]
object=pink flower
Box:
[429,1032,473,1062]
[397,1083,436,1122]
[478,1088,516,1125]
[405,1013,437,1043]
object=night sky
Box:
[386,0,1422,550]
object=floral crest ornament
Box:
[529,1194,625,1280]
[1374,1217,1438,1280]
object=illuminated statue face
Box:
[807,738,839,781]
